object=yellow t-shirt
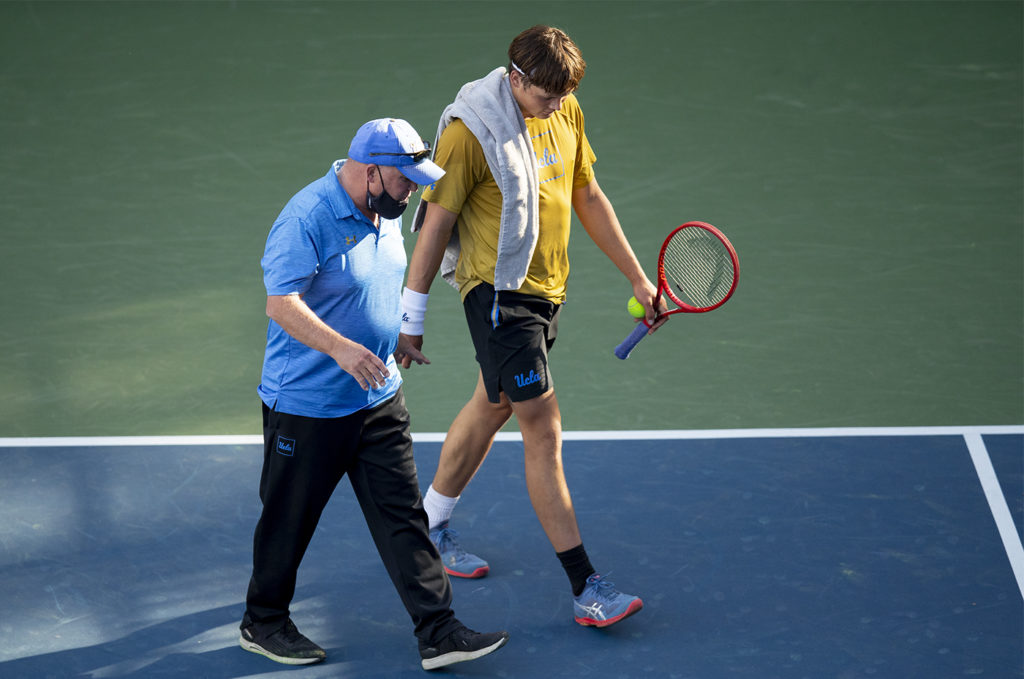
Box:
[422,94,596,303]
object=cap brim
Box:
[399,159,445,186]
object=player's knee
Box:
[514,393,560,437]
[468,396,512,432]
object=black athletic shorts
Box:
[463,282,562,403]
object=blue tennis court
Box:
[2,428,1020,678]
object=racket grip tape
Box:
[614,323,650,360]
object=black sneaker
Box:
[239,618,326,665]
[419,625,509,670]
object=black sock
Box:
[557,544,595,596]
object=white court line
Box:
[964,432,1024,599]
[0,435,265,448]
[2,425,1020,447]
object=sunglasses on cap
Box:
[369,141,432,163]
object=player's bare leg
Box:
[427,372,510,579]
[431,371,512,498]
[511,388,582,553]
[513,387,642,627]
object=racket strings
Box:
[662,230,735,308]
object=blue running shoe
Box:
[430,521,490,579]
[573,574,644,627]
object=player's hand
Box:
[333,342,390,391]
[396,333,429,369]
[632,279,668,332]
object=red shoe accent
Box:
[444,564,490,579]
[574,597,643,627]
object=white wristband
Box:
[401,287,429,335]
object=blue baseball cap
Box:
[348,118,444,186]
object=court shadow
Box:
[0,603,249,678]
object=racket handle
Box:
[614,323,650,360]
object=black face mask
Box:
[367,166,409,219]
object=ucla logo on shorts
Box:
[514,370,543,388]
[276,436,296,457]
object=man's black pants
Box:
[244,389,458,644]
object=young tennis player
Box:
[397,26,664,628]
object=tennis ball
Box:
[627,296,645,319]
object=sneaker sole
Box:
[239,635,325,665]
[421,634,508,671]
[443,564,490,579]
[574,598,644,628]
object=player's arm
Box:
[406,201,459,295]
[266,293,389,390]
[571,178,666,328]
[398,201,459,368]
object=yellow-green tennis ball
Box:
[627,296,645,319]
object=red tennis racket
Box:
[615,221,739,359]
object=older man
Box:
[241,118,508,670]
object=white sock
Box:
[424,485,460,530]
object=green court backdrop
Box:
[1,1,1021,436]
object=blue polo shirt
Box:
[258,160,405,418]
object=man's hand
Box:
[332,341,390,391]
[633,279,669,332]
[396,333,428,369]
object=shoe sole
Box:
[574,598,644,628]
[421,634,509,671]
[443,564,489,579]
[239,635,325,665]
